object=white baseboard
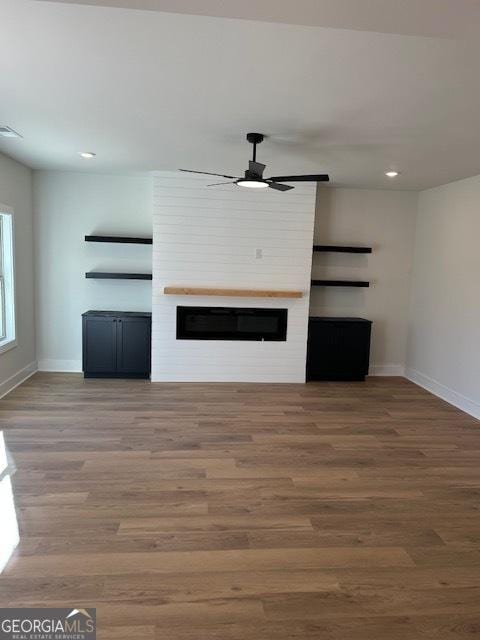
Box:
[405,367,480,420]
[38,359,82,372]
[151,373,305,383]
[0,361,38,400]
[369,364,405,376]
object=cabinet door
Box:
[307,321,371,381]
[83,316,117,374]
[116,316,151,375]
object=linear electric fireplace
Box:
[177,306,288,341]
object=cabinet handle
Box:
[118,319,122,323]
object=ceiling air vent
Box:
[0,126,22,138]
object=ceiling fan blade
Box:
[249,161,266,177]
[207,181,236,187]
[268,182,294,192]
[267,174,330,183]
[180,169,239,179]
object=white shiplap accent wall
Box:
[152,172,316,382]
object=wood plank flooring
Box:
[1,373,480,638]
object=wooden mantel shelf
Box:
[164,286,303,299]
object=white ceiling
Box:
[2,0,480,189]
[33,0,480,38]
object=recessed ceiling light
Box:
[79,152,96,159]
[385,170,399,178]
[0,126,22,139]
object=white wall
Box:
[152,172,316,382]
[0,153,36,397]
[34,171,152,371]
[407,175,480,418]
[311,187,418,375]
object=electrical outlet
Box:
[255,248,263,259]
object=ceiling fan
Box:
[180,133,329,191]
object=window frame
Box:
[0,204,17,355]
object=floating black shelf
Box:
[313,245,372,254]
[86,272,152,280]
[85,235,152,245]
[311,279,370,288]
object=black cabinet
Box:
[307,317,372,381]
[82,311,151,378]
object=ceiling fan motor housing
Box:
[244,168,263,180]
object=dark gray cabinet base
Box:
[307,317,372,381]
[82,311,151,379]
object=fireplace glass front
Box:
[176,306,288,341]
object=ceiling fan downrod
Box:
[246,132,264,162]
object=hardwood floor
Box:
[1,373,480,638]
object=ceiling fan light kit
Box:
[180,133,329,192]
[237,179,269,189]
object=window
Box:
[0,206,15,353]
